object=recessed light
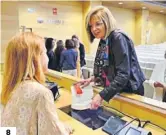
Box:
[27,8,35,13]
[160,10,164,13]
[142,7,146,9]
[118,2,123,5]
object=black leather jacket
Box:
[99,29,145,102]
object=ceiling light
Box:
[142,7,146,9]
[160,10,164,13]
[118,2,123,5]
[27,8,35,13]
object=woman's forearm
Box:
[164,86,166,91]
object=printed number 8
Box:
[6,129,10,135]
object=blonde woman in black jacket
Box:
[77,6,145,109]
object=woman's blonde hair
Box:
[85,6,117,43]
[1,32,45,105]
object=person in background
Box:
[45,37,56,70]
[72,35,86,67]
[60,39,78,77]
[54,40,65,72]
[153,51,166,102]
[77,6,145,109]
[72,38,81,78]
[1,32,73,135]
[154,82,166,102]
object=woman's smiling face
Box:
[89,15,106,39]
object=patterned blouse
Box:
[93,39,110,87]
[1,80,69,135]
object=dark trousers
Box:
[133,84,144,96]
[163,91,166,102]
[124,84,144,96]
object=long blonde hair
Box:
[1,32,45,105]
[86,6,117,43]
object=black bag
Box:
[45,80,63,101]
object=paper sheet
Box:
[71,85,94,110]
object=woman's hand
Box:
[76,77,94,88]
[91,94,103,110]
[64,123,74,134]
[154,81,164,88]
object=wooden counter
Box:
[93,86,166,130]
[55,88,72,109]
[55,88,166,135]
[46,70,166,134]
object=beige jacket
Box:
[1,80,69,135]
